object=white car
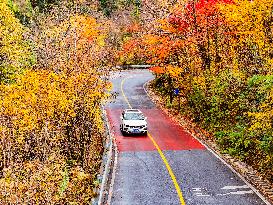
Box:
[120,109,147,135]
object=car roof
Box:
[124,109,142,113]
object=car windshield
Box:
[124,112,145,120]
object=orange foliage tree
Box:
[118,0,273,182]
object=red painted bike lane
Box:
[106,108,204,152]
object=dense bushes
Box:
[0,69,110,203]
[0,0,33,82]
[152,70,273,182]
[0,0,112,203]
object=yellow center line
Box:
[121,78,132,109]
[120,78,186,205]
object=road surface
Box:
[105,69,269,205]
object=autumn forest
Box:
[0,0,273,203]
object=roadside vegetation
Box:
[118,0,273,183]
[0,0,113,203]
[1,0,272,202]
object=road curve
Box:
[105,69,269,205]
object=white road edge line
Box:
[107,130,118,205]
[142,79,272,205]
[97,109,118,205]
[98,109,112,204]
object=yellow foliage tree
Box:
[0,0,32,82]
[218,0,273,74]
[0,10,112,203]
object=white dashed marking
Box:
[221,185,249,190]
[192,188,202,192]
[192,185,254,198]
[217,190,254,196]
[192,188,210,197]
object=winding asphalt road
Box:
[105,69,270,205]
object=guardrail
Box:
[115,65,152,69]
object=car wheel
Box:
[120,125,125,135]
